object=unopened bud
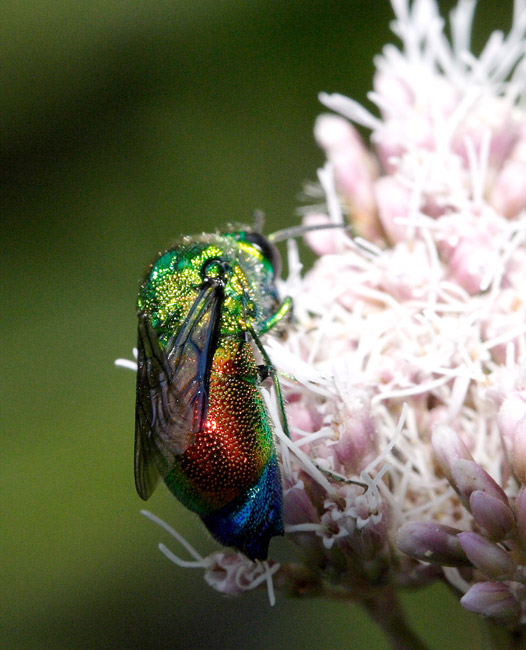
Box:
[397,521,469,567]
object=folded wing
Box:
[134,281,224,500]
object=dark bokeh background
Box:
[2,2,511,648]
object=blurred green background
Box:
[2,1,511,648]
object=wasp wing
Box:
[134,281,224,500]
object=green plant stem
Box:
[480,619,526,650]
[360,587,430,650]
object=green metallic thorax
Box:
[138,232,280,345]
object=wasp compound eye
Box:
[242,232,282,278]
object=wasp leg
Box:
[259,297,292,335]
[316,466,368,490]
[256,364,271,383]
[247,324,291,440]
[249,323,367,490]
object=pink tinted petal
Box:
[396,521,469,566]
[204,553,254,596]
[451,97,518,169]
[314,114,380,241]
[432,425,473,485]
[491,158,526,218]
[286,399,322,440]
[450,459,509,509]
[374,176,413,243]
[515,485,526,550]
[458,532,514,580]
[498,394,526,447]
[448,240,493,294]
[460,582,520,624]
[512,414,526,484]
[332,400,378,473]
[469,490,515,542]
[283,478,320,526]
[373,70,414,114]
[302,213,342,256]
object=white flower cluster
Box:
[271,0,526,626]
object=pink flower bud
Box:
[448,239,494,295]
[498,394,526,443]
[283,477,320,526]
[450,459,509,510]
[301,213,341,256]
[204,552,260,596]
[373,70,414,114]
[451,96,518,170]
[331,399,378,473]
[432,425,473,485]
[458,532,514,580]
[469,490,515,542]
[286,399,323,441]
[491,158,526,218]
[377,240,438,301]
[397,522,469,567]
[314,114,380,242]
[460,582,520,624]
[512,413,526,484]
[374,176,413,243]
[514,485,526,550]
[373,114,436,173]
[372,122,406,174]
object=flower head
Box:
[286,0,526,629]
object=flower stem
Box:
[480,619,526,650]
[359,587,430,650]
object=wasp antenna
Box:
[268,222,349,243]
[252,209,266,234]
